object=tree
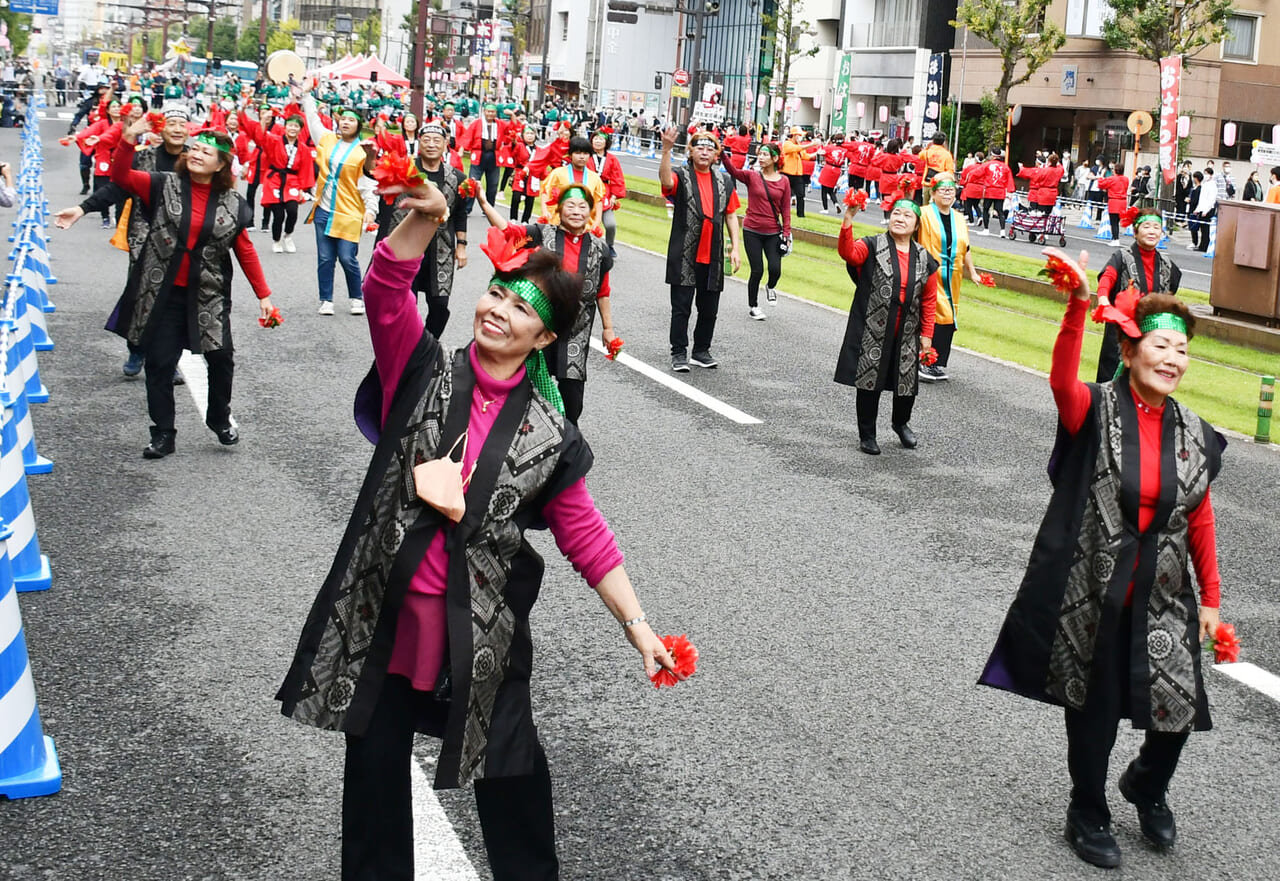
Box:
[761,0,820,132]
[208,18,240,61]
[503,0,529,78]
[1102,0,1232,67]
[268,19,301,53]
[353,13,382,55]
[0,11,33,57]
[954,0,1065,150]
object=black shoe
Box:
[79,185,90,195]
[1065,813,1122,869]
[1119,768,1177,849]
[215,426,239,446]
[142,432,176,459]
[893,424,918,449]
[690,351,718,369]
[172,372,185,386]
[859,437,881,455]
[671,354,690,373]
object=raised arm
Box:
[111,116,157,203]
[1045,248,1094,434]
[300,91,331,147]
[658,125,678,192]
[475,185,509,230]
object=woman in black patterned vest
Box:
[834,195,938,455]
[475,181,615,425]
[106,114,276,459]
[980,249,1225,870]
[278,182,682,881]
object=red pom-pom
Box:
[456,178,478,199]
[605,337,624,360]
[147,112,166,135]
[1208,622,1241,664]
[650,634,698,688]
[1039,254,1080,295]
[1091,280,1141,337]
[920,347,939,366]
[371,153,425,204]
[258,306,284,328]
[590,227,604,238]
[1119,206,1141,229]
[979,272,997,288]
[843,189,868,209]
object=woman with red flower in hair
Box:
[278,179,679,881]
[238,103,316,255]
[476,178,615,425]
[981,248,1226,871]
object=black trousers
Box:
[1096,322,1123,382]
[981,197,1005,231]
[669,263,719,357]
[558,377,585,426]
[933,323,956,368]
[245,181,260,226]
[269,201,299,240]
[965,197,982,224]
[788,173,807,217]
[847,173,865,192]
[343,674,559,881]
[92,174,123,222]
[468,152,501,211]
[500,166,513,191]
[1192,209,1215,251]
[509,192,535,223]
[742,229,782,308]
[423,294,451,339]
[144,286,234,436]
[820,185,837,210]
[855,387,915,441]
[1064,609,1189,826]
[1108,212,1121,241]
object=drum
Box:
[264,50,306,86]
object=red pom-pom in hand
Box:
[258,306,284,328]
[456,178,478,199]
[1207,622,1241,664]
[1039,254,1080,295]
[920,347,939,366]
[1091,281,1141,337]
[843,189,868,209]
[650,634,698,688]
[371,153,425,204]
[979,273,997,288]
[605,337,624,360]
[147,112,166,135]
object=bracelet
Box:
[620,613,647,628]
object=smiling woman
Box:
[276,181,686,881]
[980,248,1227,871]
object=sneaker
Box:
[999,230,1007,238]
[749,307,766,321]
[689,351,718,369]
[918,364,939,383]
[283,235,296,253]
[932,365,949,381]
[272,241,284,254]
[766,286,777,303]
[350,299,366,315]
[122,352,143,377]
[1064,812,1122,869]
[671,354,690,373]
[102,216,112,229]
[318,301,335,315]
[979,229,990,236]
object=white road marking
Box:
[176,351,237,429]
[411,757,481,879]
[1211,661,1280,704]
[589,337,762,425]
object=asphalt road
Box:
[611,151,1217,293]
[5,120,1279,881]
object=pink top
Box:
[364,241,624,689]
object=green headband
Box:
[1138,312,1187,336]
[491,277,564,414]
[558,184,591,206]
[931,179,957,190]
[893,199,921,216]
[195,132,232,154]
[1136,213,1163,228]
[260,104,273,112]
[335,107,363,120]
[760,144,781,159]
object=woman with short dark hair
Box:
[107,114,275,459]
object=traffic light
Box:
[655,74,662,90]
[607,0,639,23]
[705,0,721,13]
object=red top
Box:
[722,133,752,169]
[873,151,909,195]
[77,118,124,176]
[662,170,741,264]
[1097,247,1157,301]
[960,163,984,200]
[111,139,271,298]
[848,141,876,177]
[979,161,1015,199]
[510,223,611,298]
[1050,296,1220,606]
[1097,175,1131,213]
[818,145,848,187]
[237,112,316,204]
[837,226,937,340]
[1019,165,1064,206]
[590,151,627,206]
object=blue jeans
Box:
[314,207,363,302]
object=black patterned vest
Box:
[387,161,466,300]
[527,222,612,381]
[1116,244,1180,295]
[665,163,732,290]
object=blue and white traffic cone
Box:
[0,515,61,798]
[5,276,48,405]
[1206,218,1217,258]
[0,392,51,592]
[1094,221,1113,241]
[1076,207,1094,229]
[2,323,51,476]
[18,261,52,352]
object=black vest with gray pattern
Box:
[527,222,607,381]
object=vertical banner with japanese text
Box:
[831,53,852,133]
[922,53,944,140]
[1158,55,1182,186]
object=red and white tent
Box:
[331,54,409,87]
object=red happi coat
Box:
[239,112,316,205]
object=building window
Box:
[559,11,569,43]
[1065,0,1112,39]
[870,0,920,47]
[1222,14,1258,63]
[1218,120,1269,160]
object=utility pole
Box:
[258,0,270,71]
[206,0,216,61]
[411,0,431,118]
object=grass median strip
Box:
[608,195,1275,437]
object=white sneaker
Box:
[979,229,991,236]
[318,301,335,315]
[283,235,296,253]
[272,241,284,253]
[999,230,1007,238]
[350,299,366,315]
[749,307,766,320]
[766,286,777,303]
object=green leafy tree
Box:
[207,18,240,61]
[353,13,382,55]
[503,0,529,78]
[1102,0,1233,66]
[954,0,1065,150]
[268,19,300,53]
[0,11,33,56]
[761,0,820,132]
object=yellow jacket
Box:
[917,203,970,325]
[540,165,609,232]
[919,144,956,175]
[307,132,370,243]
[780,139,815,176]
